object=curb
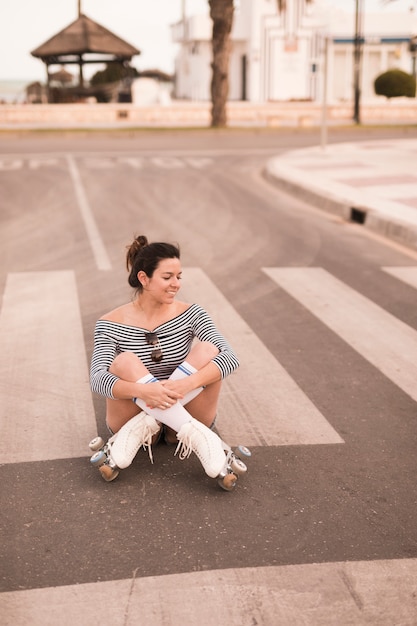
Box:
[264,159,417,254]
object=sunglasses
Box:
[145,332,163,363]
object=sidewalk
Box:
[265,138,417,253]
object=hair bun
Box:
[126,235,148,271]
[135,235,148,247]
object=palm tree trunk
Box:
[277,0,312,12]
[209,0,234,127]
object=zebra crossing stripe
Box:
[263,267,417,403]
[181,268,343,447]
[0,271,97,463]
[1,557,416,625]
[383,266,417,290]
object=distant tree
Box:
[90,63,138,86]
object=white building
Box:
[171,0,417,103]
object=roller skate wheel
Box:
[231,457,247,475]
[89,436,104,452]
[236,445,251,459]
[90,450,106,467]
[219,472,237,491]
[99,464,119,482]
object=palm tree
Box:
[209,0,234,127]
[276,0,313,11]
[208,1,315,127]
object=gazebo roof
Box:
[31,13,140,62]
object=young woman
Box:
[90,234,240,483]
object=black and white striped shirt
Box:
[90,303,239,399]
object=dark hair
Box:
[126,235,180,291]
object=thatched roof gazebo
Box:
[31,10,140,102]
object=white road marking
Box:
[264,267,417,403]
[117,157,144,169]
[2,558,416,626]
[28,158,59,169]
[0,159,23,170]
[184,157,213,168]
[150,156,185,168]
[0,271,97,463]
[0,155,215,172]
[81,157,114,169]
[66,155,112,271]
[383,266,417,290]
[0,147,278,160]
[181,269,343,447]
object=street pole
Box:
[353,0,363,124]
[320,35,328,150]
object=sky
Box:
[0,0,414,82]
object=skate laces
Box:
[123,413,159,464]
[175,421,216,466]
[175,420,227,478]
[139,426,154,463]
[174,426,194,461]
[138,415,160,463]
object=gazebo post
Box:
[46,64,51,103]
[78,0,83,84]
[79,56,84,87]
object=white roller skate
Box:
[175,417,251,491]
[89,411,161,482]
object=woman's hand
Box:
[161,378,194,398]
[138,382,183,410]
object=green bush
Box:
[90,64,138,86]
[374,68,416,98]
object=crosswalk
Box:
[263,267,417,404]
[383,265,417,290]
[3,558,417,626]
[0,155,216,171]
[0,271,96,463]
[1,263,416,623]
[0,148,278,172]
[1,264,416,457]
[181,269,343,446]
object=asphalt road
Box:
[1,127,417,624]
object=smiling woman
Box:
[89,233,244,489]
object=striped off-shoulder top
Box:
[90,303,239,399]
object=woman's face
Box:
[140,258,182,303]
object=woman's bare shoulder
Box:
[99,300,191,327]
[175,300,191,314]
[100,303,133,324]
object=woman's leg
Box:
[177,340,221,426]
[105,352,150,434]
[184,380,221,427]
[103,350,227,479]
[165,341,222,442]
[107,351,205,434]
